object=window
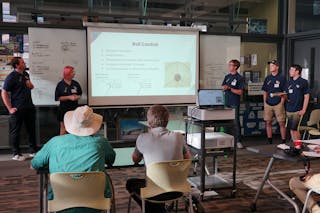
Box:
[2,2,17,23]
[240,42,278,81]
[295,0,320,32]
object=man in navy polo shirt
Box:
[285,64,310,141]
[262,60,287,144]
[1,57,37,161]
[222,59,244,149]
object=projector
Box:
[187,106,235,121]
[187,132,234,150]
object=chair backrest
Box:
[141,159,192,199]
[48,171,110,212]
[307,109,320,127]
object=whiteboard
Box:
[199,35,240,89]
[28,28,87,106]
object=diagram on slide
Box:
[164,62,191,88]
[99,79,122,95]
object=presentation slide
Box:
[87,26,198,106]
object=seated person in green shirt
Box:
[31,105,115,213]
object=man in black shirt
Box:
[1,57,37,161]
[222,59,245,149]
[262,60,287,144]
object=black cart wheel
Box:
[250,203,257,212]
[231,190,236,198]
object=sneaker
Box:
[237,142,244,149]
[12,154,26,161]
[29,153,36,158]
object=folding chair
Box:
[302,188,320,213]
[300,109,320,139]
[48,171,112,213]
[128,159,194,213]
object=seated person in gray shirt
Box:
[126,105,191,213]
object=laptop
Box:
[197,89,225,109]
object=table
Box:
[38,168,49,213]
[110,147,144,167]
[185,118,236,200]
[139,120,191,133]
[247,144,308,213]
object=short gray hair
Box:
[147,105,169,128]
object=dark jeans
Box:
[227,105,241,143]
[9,107,37,155]
[126,178,166,213]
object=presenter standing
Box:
[55,66,82,135]
[262,60,287,144]
[285,64,310,141]
[222,59,245,149]
[1,57,38,161]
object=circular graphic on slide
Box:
[164,62,191,88]
[174,73,182,82]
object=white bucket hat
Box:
[64,105,103,136]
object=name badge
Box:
[231,79,237,86]
[289,89,293,94]
[71,88,77,93]
[274,84,279,88]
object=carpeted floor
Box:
[0,138,319,213]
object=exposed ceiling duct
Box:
[8,0,264,30]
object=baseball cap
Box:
[268,60,279,66]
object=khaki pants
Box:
[290,175,320,213]
[264,102,286,122]
[287,111,303,131]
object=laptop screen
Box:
[198,89,224,107]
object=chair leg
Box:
[302,130,306,140]
[142,199,146,213]
[112,197,116,213]
[188,194,194,213]
[302,189,314,213]
[175,200,179,213]
[193,154,198,175]
[127,196,132,213]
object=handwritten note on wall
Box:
[199,35,240,89]
[28,28,87,106]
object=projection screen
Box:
[86,23,199,106]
